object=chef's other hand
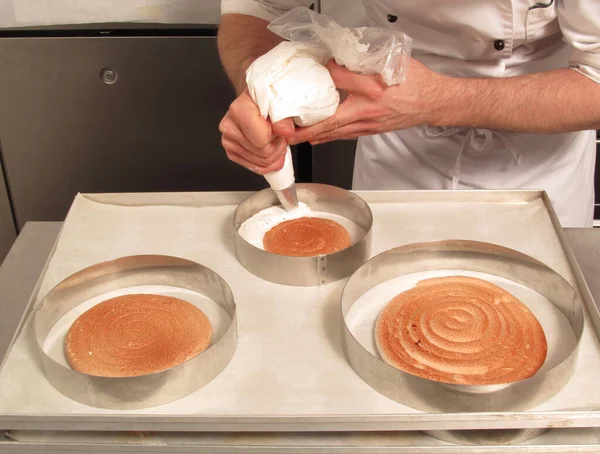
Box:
[288,59,438,145]
[219,89,295,174]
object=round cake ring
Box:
[233,183,373,286]
[341,240,584,414]
[32,255,237,410]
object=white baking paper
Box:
[0,191,598,421]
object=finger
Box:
[308,120,379,143]
[311,130,374,145]
[229,90,275,148]
[264,151,287,174]
[227,148,287,175]
[222,115,286,160]
[288,98,362,145]
[326,60,385,95]
[220,115,262,155]
[252,136,288,167]
[226,149,262,174]
[272,118,295,139]
[265,137,289,165]
[223,136,287,168]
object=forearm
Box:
[217,14,283,95]
[429,68,600,133]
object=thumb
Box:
[272,118,295,139]
[325,59,384,94]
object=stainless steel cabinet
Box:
[0,34,267,228]
[0,166,16,263]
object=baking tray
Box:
[5,427,600,453]
[1,189,600,433]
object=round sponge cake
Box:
[375,276,547,385]
[263,217,351,257]
[65,294,212,377]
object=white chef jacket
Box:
[221,0,600,227]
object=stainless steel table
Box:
[0,222,599,453]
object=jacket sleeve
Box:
[221,0,313,22]
[558,0,600,84]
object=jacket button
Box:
[494,39,505,51]
[387,14,398,23]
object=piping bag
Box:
[245,41,340,211]
[244,7,411,211]
[263,146,298,211]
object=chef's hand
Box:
[219,89,295,174]
[288,59,439,145]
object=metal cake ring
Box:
[341,240,584,415]
[233,183,373,286]
[33,255,237,410]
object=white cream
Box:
[246,41,341,202]
[238,203,365,251]
[264,147,294,191]
[245,41,340,126]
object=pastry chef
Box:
[217,0,600,227]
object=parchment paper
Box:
[0,191,598,419]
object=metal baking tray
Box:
[1,189,600,435]
[5,427,600,452]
